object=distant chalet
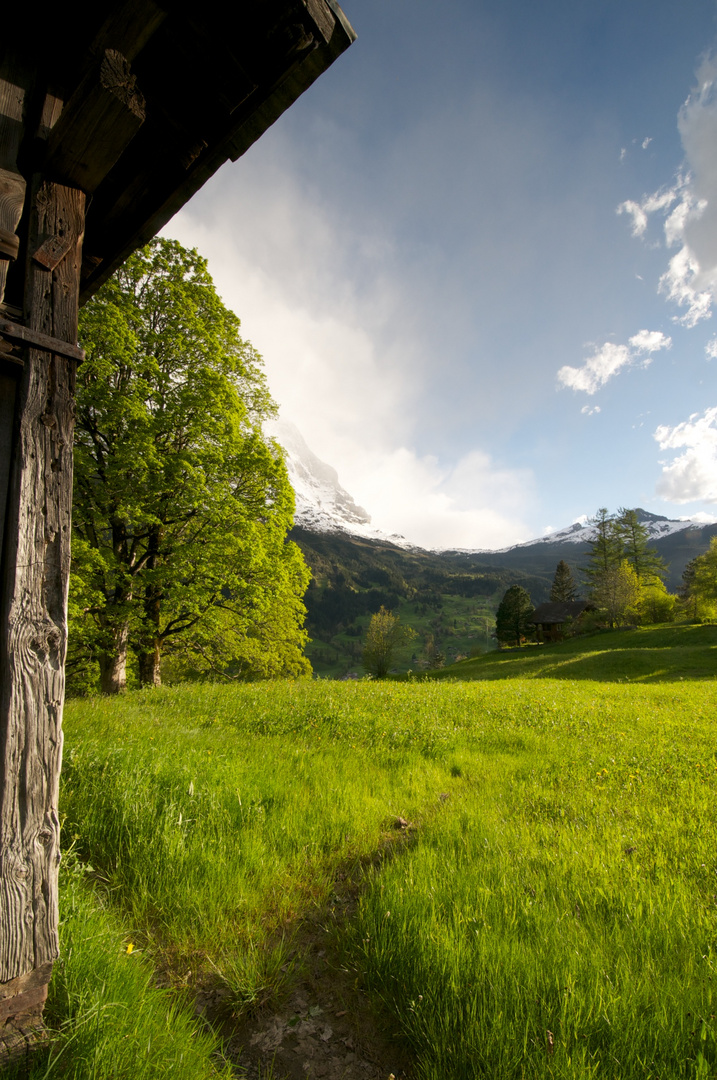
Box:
[529,601,594,643]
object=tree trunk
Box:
[137,527,162,687]
[138,641,161,687]
[98,621,129,694]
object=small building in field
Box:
[529,601,594,643]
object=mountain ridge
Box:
[270,421,716,583]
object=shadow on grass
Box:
[433,624,717,683]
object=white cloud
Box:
[629,329,671,354]
[558,331,671,395]
[617,189,677,237]
[339,446,533,550]
[654,406,717,503]
[620,56,717,326]
[617,199,648,237]
[165,153,535,551]
[642,137,653,150]
[581,404,601,415]
[706,337,717,359]
[683,511,717,523]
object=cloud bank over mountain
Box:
[167,2,717,548]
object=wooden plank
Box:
[0,180,85,987]
[0,73,28,306]
[0,319,85,363]
[303,0,336,44]
[0,961,53,1002]
[0,369,17,574]
[0,983,47,1022]
[90,0,166,63]
[45,49,145,194]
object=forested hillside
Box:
[292,512,717,676]
[291,527,552,676]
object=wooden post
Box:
[0,179,85,1060]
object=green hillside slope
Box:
[431,623,717,682]
[291,527,551,676]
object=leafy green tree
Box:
[71,238,310,692]
[362,606,416,678]
[678,537,717,622]
[550,560,578,602]
[616,508,666,582]
[636,578,676,624]
[495,585,533,646]
[591,560,640,628]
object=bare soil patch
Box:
[196,828,420,1079]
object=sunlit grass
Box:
[6,854,231,1080]
[45,650,717,1078]
[433,623,717,681]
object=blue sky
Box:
[168,0,717,549]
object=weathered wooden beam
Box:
[0,318,84,363]
[45,49,145,193]
[90,0,166,63]
[0,179,84,1040]
[0,78,27,307]
[78,0,356,302]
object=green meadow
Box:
[14,625,717,1079]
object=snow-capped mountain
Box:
[502,509,705,551]
[267,420,412,545]
[269,421,717,585]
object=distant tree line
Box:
[494,507,692,646]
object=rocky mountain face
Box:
[267,420,411,545]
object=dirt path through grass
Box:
[204,831,419,1080]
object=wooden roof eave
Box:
[78,3,356,303]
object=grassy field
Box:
[14,625,717,1078]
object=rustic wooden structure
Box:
[529,600,593,643]
[0,1,354,1059]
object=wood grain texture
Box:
[0,318,84,362]
[0,73,27,305]
[45,50,145,194]
[0,180,84,985]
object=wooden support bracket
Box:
[45,49,146,193]
[0,318,85,363]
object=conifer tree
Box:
[583,508,623,587]
[616,508,666,582]
[550,560,578,602]
[495,585,533,646]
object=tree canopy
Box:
[590,560,640,628]
[583,508,672,627]
[678,538,717,621]
[70,239,310,692]
[362,607,416,678]
[617,508,667,582]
